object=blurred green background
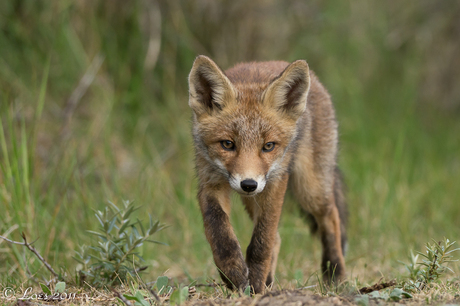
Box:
[1,0,459,286]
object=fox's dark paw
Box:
[219,261,249,291]
[247,266,268,294]
[322,260,346,285]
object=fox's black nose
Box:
[241,179,258,192]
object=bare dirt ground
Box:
[186,290,353,306]
[9,290,460,306]
[188,291,460,306]
[184,289,460,306]
[7,281,460,306]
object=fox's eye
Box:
[221,140,235,151]
[262,142,275,152]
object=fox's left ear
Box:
[263,60,310,118]
[188,55,236,117]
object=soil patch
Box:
[187,289,353,306]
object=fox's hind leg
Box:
[302,169,347,257]
[332,168,348,256]
[315,197,346,283]
[291,162,347,284]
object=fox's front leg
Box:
[198,185,248,290]
[244,175,288,293]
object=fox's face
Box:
[195,104,298,196]
[189,56,310,196]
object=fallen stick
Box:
[358,279,397,294]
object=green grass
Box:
[0,0,459,299]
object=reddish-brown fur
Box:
[188,55,347,294]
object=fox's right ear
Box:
[188,55,236,116]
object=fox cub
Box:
[188,55,347,293]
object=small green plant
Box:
[122,280,152,306]
[40,283,52,295]
[399,250,421,281]
[155,275,170,295]
[243,285,251,297]
[356,238,458,304]
[74,200,167,287]
[122,290,150,306]
[54,281,66,294]
[401,238,459,291]
[417,238,459,288]
[169,285,189,305]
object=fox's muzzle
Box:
[229,174,266,195]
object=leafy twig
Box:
[0,232,59,278]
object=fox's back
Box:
[225,61,289,86]
[224,61,333,115]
